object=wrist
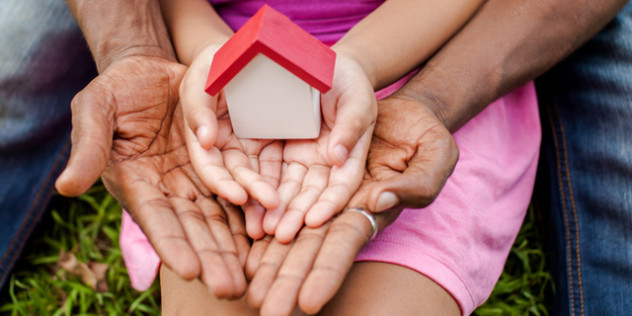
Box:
[185,39,229,66]
[95,44,175,73]
[391,65,479,133]
[68,0,176,72]
[385,93,449,130]
[331,45,378,89]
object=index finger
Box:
[297,211,373,314]
[117,179,200,281]
[257,224,330,316]
[297,209,401,314]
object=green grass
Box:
[474,206,553,315]
[0,185,160,316]
[0,185,552,315]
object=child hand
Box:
[322,52,378,167]
[179,45,282,238]
[263,53,377,243]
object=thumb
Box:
[368,140,459,212]
[55,84,114,196]
[180,48,221,150]
[323,54,377,166]
[326,94,376,166]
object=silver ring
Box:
[346,208,378,240]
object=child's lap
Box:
[357,82,540,315]
[160,261,460,315]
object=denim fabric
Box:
[536,2,632,315]
[0,0,95,288]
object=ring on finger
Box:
[346,208,378,240]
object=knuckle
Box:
[295,228,325,244]
[135,198,173,218]
[276,271,306,283]
[409,179,440,207]
[330,217,368,241]
[449,140,460,166]
[348,116,367,137]
[176,208,206,223]
[205,211,228,225]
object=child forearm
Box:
[159,0,233,65]
[333,0,486,90]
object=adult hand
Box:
[244,95,459,315]
[347,94,459,213]
[55,55,249,299]
[246,210,399,316]
[262,53,376,243]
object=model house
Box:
[205,5,336,139]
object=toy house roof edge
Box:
[205,5,335,96]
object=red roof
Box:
[205,5,336,96]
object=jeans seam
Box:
[548,103,586,316]
[0,137,71,284]
[553,103,585,315]
[546,105,576,316]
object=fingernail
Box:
[334,144,348,163]
[375,191,399,212]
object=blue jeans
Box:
[536,2,632,314]
[0,0,95,288]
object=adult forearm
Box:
[396,0,627,132]
[333,0,485,90]
[66,0,175,72]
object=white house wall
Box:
[224,53,321,139]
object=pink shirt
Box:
[210,0,383,43]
